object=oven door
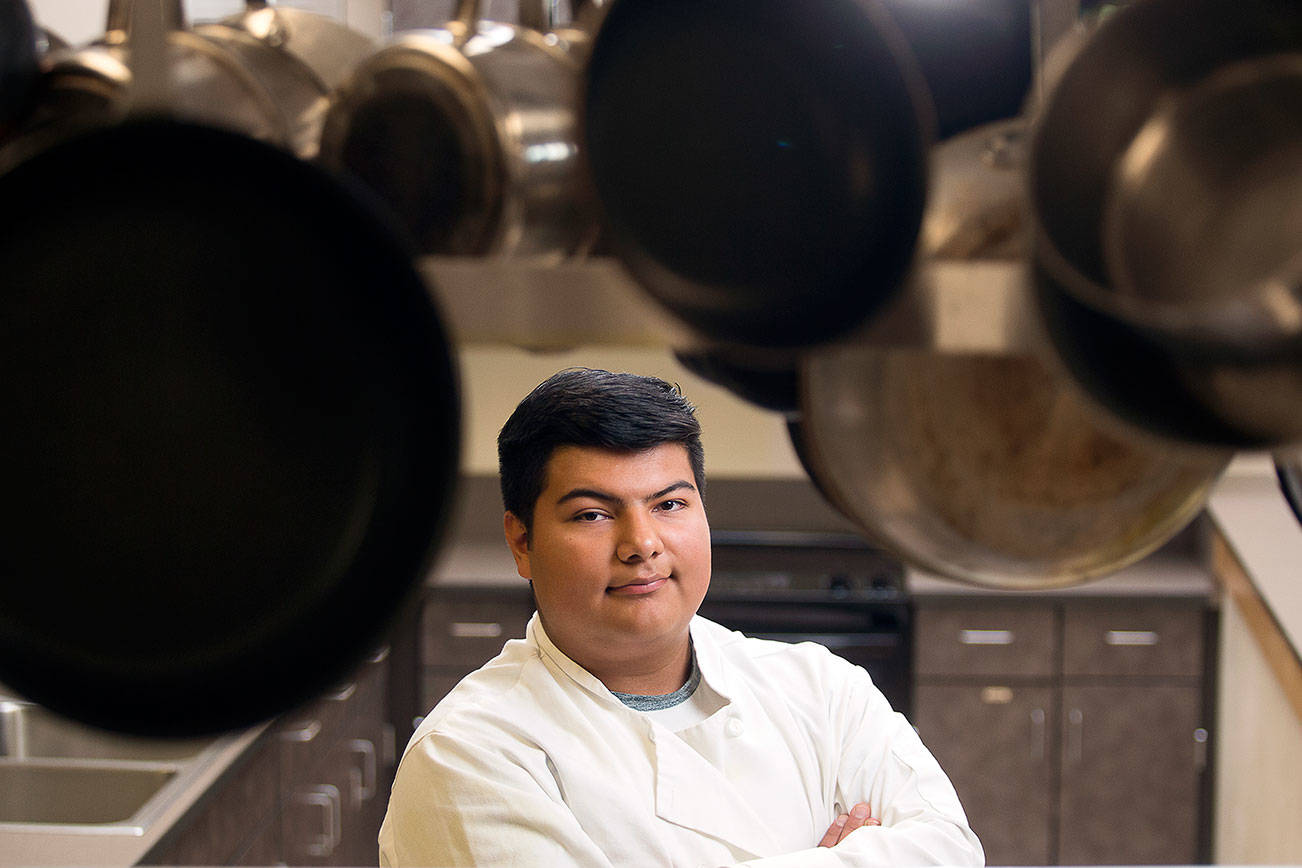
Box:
[696,598,913,717]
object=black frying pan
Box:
[878,0,1031,140]
[673,347,801,415]
[582,0,932,349]
[0,116,461,736]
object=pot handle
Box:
[518,0,609,32]
[454,0,608,33]
[106,0,185,114]
[106,0,185,36]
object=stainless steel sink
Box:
[0,702,208,762]
[0,700,260,868]
[0,763,177,825]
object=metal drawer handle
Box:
[450,621,504,638]
[1194,727,1209,770]
[1030,707,1047,762]
[297,784,341,858]
[1104,630,1160,646]
[350,738,378,805]
[980,686,1013,704]
[959,629,1014,645]
[1066,708,1084,764]
[281,719,321,744]
[327,682,357,702]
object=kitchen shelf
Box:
[420,255,1039,355]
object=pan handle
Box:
[454,0,607,34]
[109,0,185,114]
[518,0,609,32]
[107,0,185,36]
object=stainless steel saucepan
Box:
[11,0,285,148]
[193,1,377,158]
[1030,0,1302,451]
[318,0,598,257]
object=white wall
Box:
[457,345,804,479]
[1214,594,1302,863]
[26,0,389,44]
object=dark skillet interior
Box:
[0,117,460,736]
[878,0,1031,140]
[583,0,930,348]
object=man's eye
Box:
[656,499,687,512]
[574,511,605,522]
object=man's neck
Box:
[549,626,694,696]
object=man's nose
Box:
[616,513,662,563]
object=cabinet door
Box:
[1058,684,1204,865]
[913,684,1055,866]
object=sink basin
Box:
[0,702,209,762]
[0,763,176,825]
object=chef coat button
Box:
[648,729,656,743]
[725,717,744,738]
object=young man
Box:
[379,368,983,867]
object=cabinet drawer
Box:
[422,593,535,667]
[1062,603,1204,677]
[915,604,1056,678]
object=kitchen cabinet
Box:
[142,650,394,867]
[420,585,536,715]
[280,650,393,867]
[912,597,1214,866]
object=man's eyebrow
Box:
[555,487,619,506]
[645,480,696,502]
[554,480,697,507]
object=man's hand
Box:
[817,802,881,847]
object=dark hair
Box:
[498,367,705,529]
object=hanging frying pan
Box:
[673,346,801,415]
[0,0,39,140]
[582,0,932,348]
[797,119,1229,588]
[878,0,1032,140]
[0,116,461,736]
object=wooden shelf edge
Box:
[1211,529,1302,727]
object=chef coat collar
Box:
[527,613,736,707]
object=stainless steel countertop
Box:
[907,554,1217,600]
[427,539,1217,600]
[0,721,267,868]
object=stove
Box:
[699,531,913,716]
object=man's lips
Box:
[607,576,670,595]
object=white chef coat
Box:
[379,614,983,868]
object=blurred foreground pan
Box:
[0,117,460,736]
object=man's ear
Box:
[503,511,532,580]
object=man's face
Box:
[504,443,711,678]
